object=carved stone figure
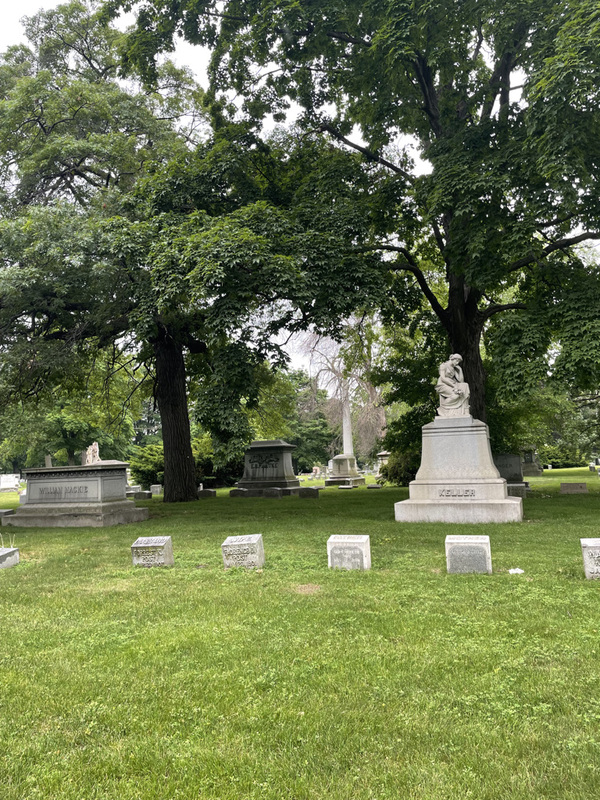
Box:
[83,442,101,465]
[435,354,470,417]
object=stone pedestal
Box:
[324,454,365,487]
[394,416,522,523]
[236,440,300,495]
[2,462,149,528]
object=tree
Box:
[109,0,600,421]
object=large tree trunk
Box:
[445,272,487,422]
[153,327,198,502]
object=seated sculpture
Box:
[435,354,470,417]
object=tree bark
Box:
[153,327,198,502]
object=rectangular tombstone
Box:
[0,547,19,568]
[0,474,20,491]
[0,509,15,518]
[150,484,163,496]
[560,483,588,494]
[327,535,371,571]
[229,488,248,497]
[197,488,217,499]
[221,534,265,569]
[131,536,174,567]
[581,539,600,579]
[507,483,527,498]
[445,535,492,574]
[133,491,152,500]
[493,454,523,483]
[299,487,320,498]
[367,484,382,489]
[127,485,142,493]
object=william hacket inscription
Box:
[131,536,174,567]
[221,534,265,569]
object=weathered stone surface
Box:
[238,440,299,491]
[395,415,523,524]
[263,487,283,498]
[445,535,492,574]
[0,547,19,568]
[507,483,527,498]
[327,535,371,570]
[0,509,15,518]
[133,491,152,500]
[493,454,523,482]
[197,489,217,499]
[0,474,20,492]
[324,454,365,487]
[338,484,358,490]
[229,488,249,497]
[367,484,382,489]
[150,484,163,496]
[3,462,149,528]
[581,538,600,580]
[299,487,320,498]
[127,485,142,493]
[131,536,174,567]
[560,483,588,494]
[222,534,265,569]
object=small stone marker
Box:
[299,487,320,498]
[133,491,152,500]
[0,509,15,518]
[367,484,382,489]
[560,483,588,494]
[263,487,282,498]
[580,539,600,579]
[131,536,174,567]
[0,547,19,569]
[229,488,248,497]
[198,488,217,499]
[338,484,357,490]
[128,485,142,493]
[445,535,492,574]
[221,534,265,569]
[327,535,371,570]
[507,483,527,498]
[150,484,163,496]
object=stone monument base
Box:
[324,454,365,487]
[2,500,148,528]
[394,415,523,524]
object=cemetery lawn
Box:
[1,468,600,800]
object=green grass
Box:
[1,468,600,799]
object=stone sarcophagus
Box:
[236,440,300,493]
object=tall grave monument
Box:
[325,383,365,487]
[394,354,523,523]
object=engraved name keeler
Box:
[438,488,476,497]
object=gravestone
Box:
[2,462,148,528]
[394,357,522,524]
[0,547,19,568]
[580,539,600,580]
[127,485,142,493]
[445,535,492,574]
[198,488,217,499]
[367,484,382,489]
[560,483,588,494]
[0,509,15,519]
[236,440,299,495]
[299,487,320,498]
[150,484,163,496]
[133,491,152,500]
[221,534,265,569]
[327,535,371,570]
[493,454,523,483]
[0,474,20,492]
[507,484,527,498]
[131,536,174,567]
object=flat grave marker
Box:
[327,535,371,571]
[560,483,588,494]
[221,534,265,569]
[131,536,174,567]
[445,535,492,574]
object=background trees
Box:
[110,0,600,424]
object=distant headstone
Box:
[560,483,588,494]
[133,491,152,500]
[45,455,53,468]
[0,547,19,569]
[445,535,492,574]
[581,539,600,580]
[493,454,523,483]
[263,487,283,498]
[338,484,357,490]
[367,484,382,489]
[229,488,249,497]
[198,488,217,499]
[299,487,320,498]
[0,474,20,492]
[221,534,265,569]
[327,535,371,570]
[150,484,163,496]
[131,536,174,567]
[127,485,142,493]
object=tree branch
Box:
[479,301,527,321]
[508,231,600,272]
[318,123,414,182]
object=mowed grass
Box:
[1,468,600,799]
